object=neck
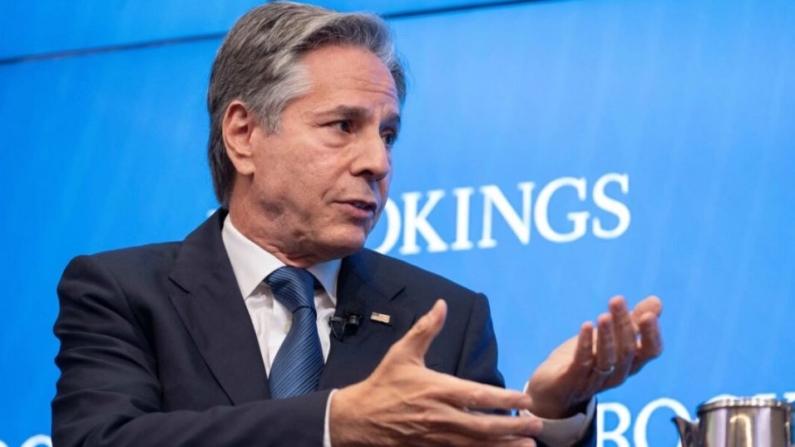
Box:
[227,199,334,269]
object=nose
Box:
[351,130,391,182]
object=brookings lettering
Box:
[372,173,631,255]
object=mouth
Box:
[346,200,377,212]
[337,199,378,218]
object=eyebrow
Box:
[317,105,401,129]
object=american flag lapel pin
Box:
[370,312,392,325]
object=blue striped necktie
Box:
[265,266,324,399]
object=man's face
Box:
[241,45,400,263]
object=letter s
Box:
[592,173,630,239]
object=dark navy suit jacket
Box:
[52,210,595,447]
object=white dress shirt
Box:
[221,215,593,446]
[222,216,340,372]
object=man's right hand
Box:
[329,300,542,447]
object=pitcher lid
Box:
[698,398,793,414]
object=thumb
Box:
[389,299,448,365]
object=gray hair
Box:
[207,1,406,206]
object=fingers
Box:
[389,299,448,365]
[423,399,542,446]
[331,375,540,447]
[628,296,664,374]
[528,295,662,416]
[432,431,538,447]
[631,312,663,374]
[572,321,595,372]
[435,373,534,411]
[632,296,663,320]
[609,297,637,376]
[595,313,617,376]
[449,410,543,439]
[334,299,547,447]
[592,296,663,380]
[383,298,535,411]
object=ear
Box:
[222,100,260,176]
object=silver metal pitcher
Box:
[673,398,794,447]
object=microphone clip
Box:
[329,313,362,341]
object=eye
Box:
[381,130,398,148]
[330,120,353,133]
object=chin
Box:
[318,229,368,259]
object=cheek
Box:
[379,175,391,198]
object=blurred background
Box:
[1,1,793,446]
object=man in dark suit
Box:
[53,3,663,447]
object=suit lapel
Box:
[167,210,270,404]
[319,251,414,389]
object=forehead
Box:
[296,45,400,113]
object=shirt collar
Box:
[221,214,340,304]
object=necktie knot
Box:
[265,266,316,313]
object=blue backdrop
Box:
[1,1,793,446]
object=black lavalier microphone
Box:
[329,301,365,341]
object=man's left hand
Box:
[525,296,664,419]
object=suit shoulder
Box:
[93,241,180,262]
[358,249,481,298]
[67,242,182,277]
